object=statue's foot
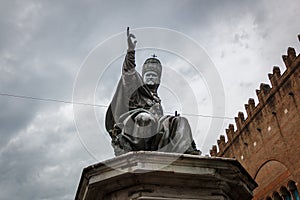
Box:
[185,149,202,155]
[112,134,133,156]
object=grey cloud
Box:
[0,99,38,146]
[0,105,94,200]
[0,50,75,146]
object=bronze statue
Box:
[105,27,200,156]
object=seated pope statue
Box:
[105,27,200,156]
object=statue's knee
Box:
[135,112,155,126]
[175,116,189,125]
[174,116,192,133]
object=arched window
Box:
[288,180,299,200]
[273,191,283,200]
[280,186,292,200]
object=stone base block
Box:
[75,151,257,200]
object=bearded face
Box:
[143,71,160,86]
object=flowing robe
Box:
[105,50,198,156]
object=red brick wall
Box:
[210,36,300,199]
[254,161,291,200]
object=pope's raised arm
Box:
[123,27,137,73]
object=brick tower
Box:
[210,34,300,200]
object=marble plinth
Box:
[75,151,257,200]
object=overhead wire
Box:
[0,92,234,119]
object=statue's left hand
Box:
[127,27,137,51]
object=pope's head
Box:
[142,57,162,87]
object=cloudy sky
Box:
[0,0,299,199]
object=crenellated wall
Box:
[210,34,300,200]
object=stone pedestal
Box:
[75,151,257,200]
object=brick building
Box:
[210,35,300,200]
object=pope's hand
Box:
[127,27,137,51]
